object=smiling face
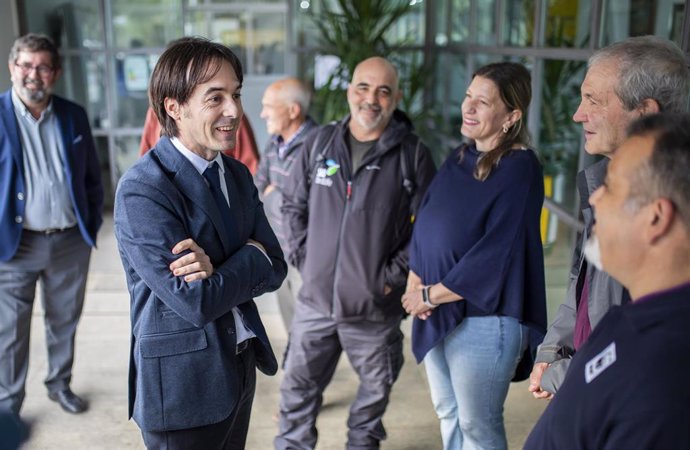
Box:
[347,57,401,140]
[260,86,290,137]
[460,75,516,152]
[165,60,242,160]
[573,59,640,157]
[9,50,60,108]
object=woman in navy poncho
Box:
[402,62,547,450]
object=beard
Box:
[353,103,387,131]
[583,234,604,272]
[18,76,48,103]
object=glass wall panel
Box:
[111,52,159,128]
[385,2,426,46]
[54,54,108,130]
[448,0,470,43]
[112,135,143,183]
[251,13,287,74]
[476,0,498,44]
[186,10,286,74]
[601,0,685,46]
[503,0,535,46]
[543,0,591,48]
[24,0,104,49]
[111,0,183,49]
[430,52,466,163]
[291,1,322,49]
[537,58,585,170]
[186,11,248,68]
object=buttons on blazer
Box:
[17,192,24,201]
[251,280,267,295]
[15,216,22,223]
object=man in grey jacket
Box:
[529,36,690,398]
[255,78,318,331]
[275,57,436,450]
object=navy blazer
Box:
[114,137,287,432]
[0,89,103,261]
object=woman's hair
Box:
[460,62,532,181]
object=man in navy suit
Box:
[114,37,286,449]
[0,34,103,416]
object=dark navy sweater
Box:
[409,144,547,376]
[525,283,690,449]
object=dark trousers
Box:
[0,227,91,414]
[275,302,404,450]
[142,345,257,450]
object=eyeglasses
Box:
[14,62,54,76]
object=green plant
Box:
[307,0,414,121]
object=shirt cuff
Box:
[246,242,273,266]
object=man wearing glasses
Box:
[0,34,103,418]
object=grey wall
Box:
[0,1,19,89]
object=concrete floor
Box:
[17,214,551,449]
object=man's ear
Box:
[288,103,301,121]
[164,97,181,121]
[647,197,676,244]
[637,98,661,116]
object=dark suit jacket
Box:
[114,137,286,432]
[0,89,103,261]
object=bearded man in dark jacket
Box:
[275,57,436,450]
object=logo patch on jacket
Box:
[584,342,616,383]
[315,159,340,187]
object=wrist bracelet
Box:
[422,285,437,309]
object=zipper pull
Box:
[346,181,352,200]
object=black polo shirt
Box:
[525,282,690,449]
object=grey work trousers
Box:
[0,227,91,414]
[275,301,404,450]
[276,264,302,333]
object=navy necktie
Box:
[203,161,236,238]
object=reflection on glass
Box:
[113,135,143,183]
[543,0,590,48]
[24,0,104,49]
[538,58,586,218]
[476,0,497,45]
[601,0,685,46]
[252,13,286,74]
[449,0,470,44]
[111,53,157,128]
[503,0,535,46]
[186,10,286,75]
[385,3,425,46]
[111,0,183,49]
[55,54,108,130]
[187,11,247,70]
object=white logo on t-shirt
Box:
[585,342,616,384]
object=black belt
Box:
[236,339,252,355]
[25,226,76,235]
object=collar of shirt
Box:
[276,121,308,159]
[11,88,53,123]
[170,136,225,177]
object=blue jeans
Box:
[424,316,526,450]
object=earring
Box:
[502,124,509,133]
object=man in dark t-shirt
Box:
[525,113,690,449]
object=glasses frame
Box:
[13,61,55,76]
